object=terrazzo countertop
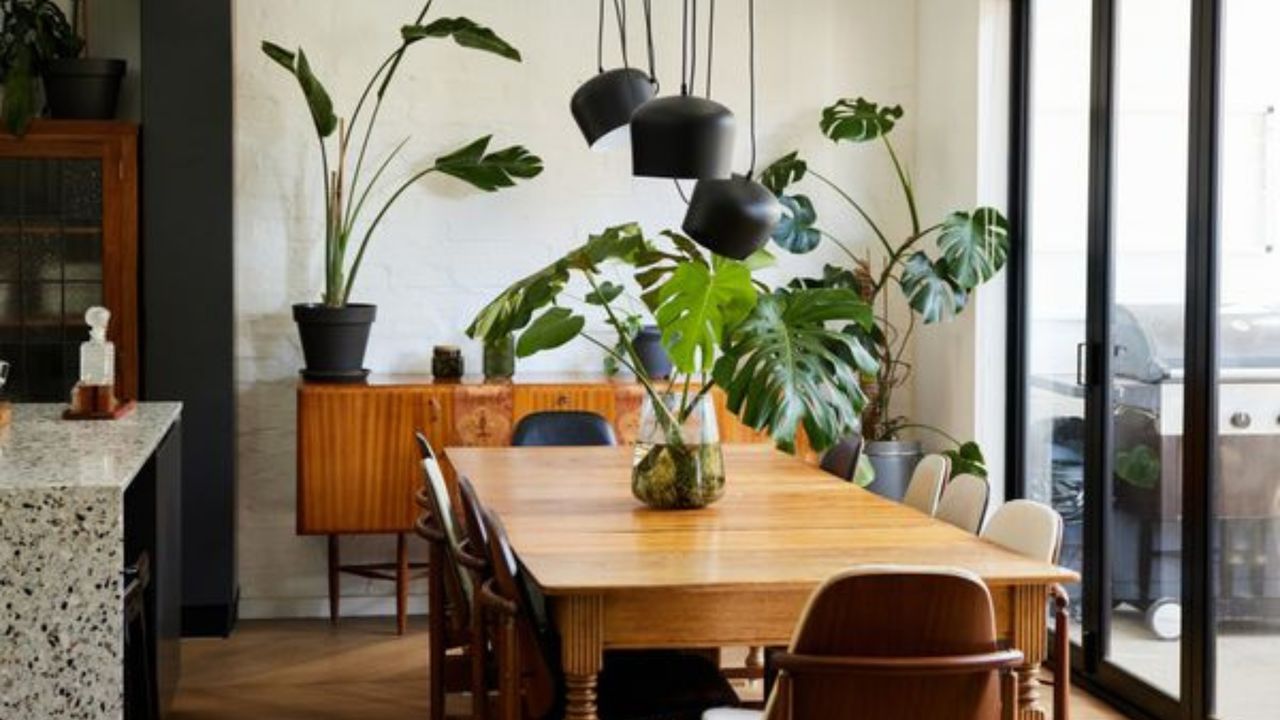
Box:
[0,402,182,490]
[0,402,181,719]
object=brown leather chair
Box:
[470,500,740,720]
[707,566,1024,720]
[818,434,863,482]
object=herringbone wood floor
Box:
[170,618,1129,719]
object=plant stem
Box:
[882,135,920,236]
[819,230,864,265]
[344,137,410,241]
[341,165,438,303]
[319,136,334,305]
[892,422,964,447]
[807,169,894,258]
[871,222,944,296]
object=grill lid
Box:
[1115,304,1280,382]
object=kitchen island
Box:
[0,403,182,719]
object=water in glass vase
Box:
[631,393,725,509]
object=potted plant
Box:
[0,0,81,135]
[467,223,877,509]
[41,0,126,121]
[263,4,543,379]
[761,97,1009,496]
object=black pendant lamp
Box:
[682,0,780,259]
[631,0,735,179]
[571,0,657,149]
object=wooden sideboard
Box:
[296,374,789,631]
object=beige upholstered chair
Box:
[704,565,1023,720]
[902,454,951,515]
[981,500,1070,719]
[936,473,992,534]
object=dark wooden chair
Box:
[470,500,740,720]
[818,434,863,482]
[707,566,1024,720]
[511,410,618,447]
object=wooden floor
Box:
[171,618,1129,720]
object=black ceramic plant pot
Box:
[293,303,376,381]
[633,325,672,380]
[43,58,126,120]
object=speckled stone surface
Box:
[0,403,181,719]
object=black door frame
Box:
[1006,0,1221,718]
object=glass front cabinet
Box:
[0,121,138,402]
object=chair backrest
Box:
[981,500,1064,564]
[819,434,863,482]
[511,411,618,447]
[479,506,562,720]
[763,566,1022,720]
[935,473,991,534]
[413,432,475,638]
[902,454,950,515]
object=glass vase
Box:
[631,393,724,509]
[483,334,515,380]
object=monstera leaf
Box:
[652,257,757,374]
[772,195,821,254]
[820,98,904,143]
[761,151,808,195]
[937,207,1010,290]
[434,135,543,191]
[466,224,650,342]
[712,287,877,452]
[402,18,522,61]
[899,252,967,324]
[516,307,584,358]
[262,43,338,138]
[943,441,988,478]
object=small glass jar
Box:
[432,345,464,379]
[631,393,725,509]
[483,335,515,381]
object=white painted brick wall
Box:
[233,0,920,618]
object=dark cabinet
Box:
[0,121,138,401]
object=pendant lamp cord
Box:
[679,0,689,95]
[598,0,631,72]
[705,0,715,98]
[596,0,605,73]
[642,0,657,85]
[747,0,759,178]
[612,0,630,69]
[688,0,698,95]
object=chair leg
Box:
[427,541,446,720]
[1000,669,1017,720]
[1052,584,1071,720]
[396,533,409,635]
[498,614,520,720]
[328,535,340,626]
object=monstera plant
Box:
[263,3,542,379]
[467,223,877,509]
[762,97,1010,483]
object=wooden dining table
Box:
[448,444,1079,720]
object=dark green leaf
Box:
[899,252,967,323]
[261,41,296,72]
[937,207,1010,289]
[402,18,521,61]
[585,281,624,305]
[943,441,988,478]
[295,48,338,138]
[1,45,35,136]
[772,195,821,254]
[760,151,807,195]
[1115,445,1160,489]
[820,97,904,143]
[712,287,876,452]
[567,223,650,271]
[516,307,584,357]
[434,135,544,192]
[653,257,757,373]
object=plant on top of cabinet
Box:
[467,223,878,509]
[0,0,82,134]
[760,97,1008,495]
[263,3,543,380]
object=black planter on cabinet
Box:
[293,303,376,381]
[44,58,127,120]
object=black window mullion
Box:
[1005,0,1031,504]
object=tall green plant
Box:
[0,0,82,135]
[762,97,1009,474]
[263,4,543,307]
[467,224,878,453]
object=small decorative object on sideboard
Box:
[431,345,464,380]
[64,306,135,420]
[482,334,515,381]
[0,359,10,427]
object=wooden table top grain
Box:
[447,444,1079,595]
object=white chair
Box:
[901,453,950,515]
[935,473,991,534]
[981,500,1069,719]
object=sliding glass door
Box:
[1011,0,1280,716]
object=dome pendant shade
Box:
[682,175,782,260]
[570,68,657,148]
[631,95,736,179]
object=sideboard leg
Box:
[396,533,409,635]
[328,535,340,625]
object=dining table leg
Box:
[555,594,604,720]
[1011,584,1050,720]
